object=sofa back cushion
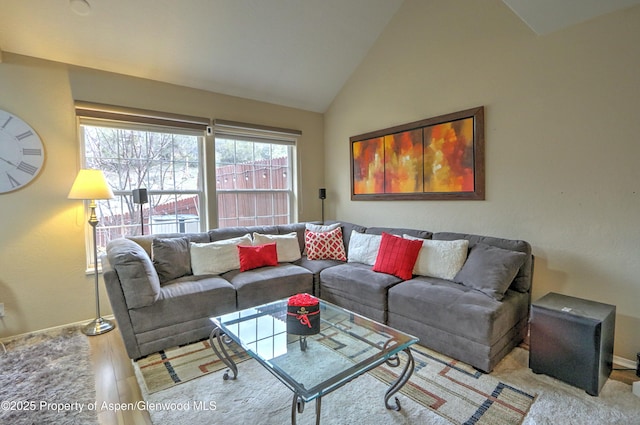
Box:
[208,224,307,253]
[106,238,161,309]
[366,226,432,240]
[209,226,276,241]
[434,232,533,293]
[323,220,367,256]
[128,232,210,257]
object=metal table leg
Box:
[291,394,321,425]
[209,326,238,380]
[384,347,415,411]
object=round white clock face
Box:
[0,109,45,193]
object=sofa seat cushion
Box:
[223,264,313,309]
[387,277,529,346]
[129,275,237,334]
[319,263,403,321]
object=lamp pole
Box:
[68,169,116,336]
[83,199,115,336]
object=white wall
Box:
[0,53,324,337]
[325,0,640,359]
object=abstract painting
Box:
[350,107,484,200]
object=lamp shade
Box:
[68,169,114,200]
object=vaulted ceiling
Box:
[1,0,638,113]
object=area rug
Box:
[0,326,99,425]
[135,339,536,425]
[136,338,250,393]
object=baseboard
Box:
[614,354,636,370]
[0,314,116,343]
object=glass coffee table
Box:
[209,298,418,425]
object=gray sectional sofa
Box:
[103,221,533,372]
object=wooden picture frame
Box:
[350,106,484,200]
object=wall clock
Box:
[0,109,45,194]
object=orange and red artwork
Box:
[352,137,384,194]
[350,107,484,200]
[423,117,474,193]
[384,129,423,193]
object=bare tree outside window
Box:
[80,124,203,259]
[78,122,296,267]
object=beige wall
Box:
[0,53,324,337]
[325,0,640,360]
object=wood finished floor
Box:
[88,329,639,425]
[88,329,152,425]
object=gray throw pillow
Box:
[454,243,527,301]
[152,237,191,284]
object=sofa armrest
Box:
[103,269,142,359]
[106,238,161,309]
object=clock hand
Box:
[0,156,18,167]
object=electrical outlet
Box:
[0,303,4,317]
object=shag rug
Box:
[136,340,536,425]
[0,326,98,425]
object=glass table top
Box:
[211,298,418,401]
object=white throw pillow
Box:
[253,232,302,262]
[190,234,252,275]
[347,230,382,266]
[403,235,469,280]
[305,222,341,233]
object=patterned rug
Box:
[136,338,250,393]
[136,338,535,425]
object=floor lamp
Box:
[68,169,116,336]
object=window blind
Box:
[214,119,301,145]
[75,101,211,131]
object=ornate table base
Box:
[210,327,415,424]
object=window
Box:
[74,104,301,267]
[76,103,209,264]
[214,121,300,228]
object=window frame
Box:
[73,104,303,268]
[76,117,208,269]
[213,127,299,227]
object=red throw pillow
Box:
[372,232,423,280]
[304,227,347,261]
[238,243,278,272]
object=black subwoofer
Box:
[529,292,615,396]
